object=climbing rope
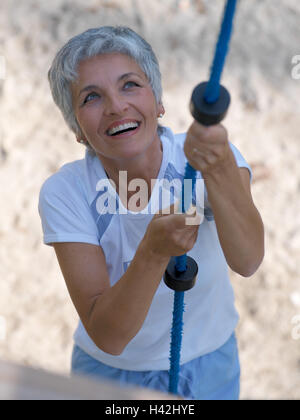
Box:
[164,0,239,395]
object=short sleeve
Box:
[38,171,100,247]
[229,142,253,182]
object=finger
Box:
[179,227,199,252]
[154,200,181,218]
[188,120,208,137]
[184,205,202,226]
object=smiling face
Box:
[72,53,164,165]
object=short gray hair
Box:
[48,26,163,138]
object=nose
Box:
[103,92,128,116]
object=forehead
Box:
[74,53,146,87]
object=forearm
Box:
[88,240,169,355]
[204,151,264,277]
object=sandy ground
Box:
[0,0,300,399]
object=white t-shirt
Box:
[38,127,252,371]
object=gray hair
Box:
[48,26,163,140]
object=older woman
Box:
[39,26,264,400]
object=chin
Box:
[97,143,148,162]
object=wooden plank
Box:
[0,360,178,400]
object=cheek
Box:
[138,89,159,118]
[144,103,160,125]
[76,108,101,136]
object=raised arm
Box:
[184,121,264,277]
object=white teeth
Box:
[108,122,139,136]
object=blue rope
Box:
[169,0,238,395]
[175,162,198,273]
[168,291,185,394]
[204,0,238,104]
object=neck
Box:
[97,136,163,205]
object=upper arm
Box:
[53,242,110,329]
[229,142,253,196]
[239,167,252,197]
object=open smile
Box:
[106,120,141,137]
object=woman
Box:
[39,26,264,400]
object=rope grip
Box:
[164,256,198,292]
[190,81,231,126]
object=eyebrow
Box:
[78,72,142,98]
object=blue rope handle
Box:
[168,0,238,395]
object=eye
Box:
[83,92,100,105]
[123,81,140,89]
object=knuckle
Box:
[204,152,216,166]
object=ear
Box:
[76,131,87,144]
[75,135,87,145]
[157,102,165,118]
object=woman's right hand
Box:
[143,203,201,258]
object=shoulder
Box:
[38,155,101,247]
[39,158,86,202]
[161,126,186,146]
[160,126,187,159]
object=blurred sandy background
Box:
[0,0,300,399]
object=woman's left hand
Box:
[184,120,264,278]
[184,120,232,175]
